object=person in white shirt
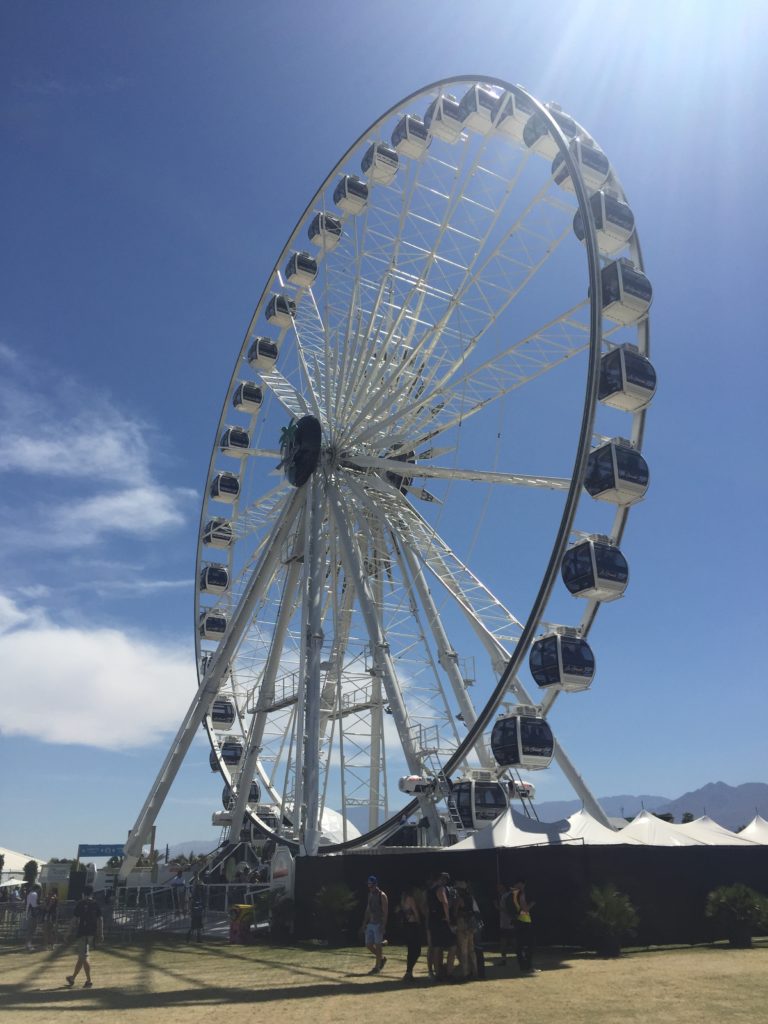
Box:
[25,884,41,951]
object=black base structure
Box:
[293,846,768,948]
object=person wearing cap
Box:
[362,875,388,975]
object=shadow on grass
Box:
[0,940,581,1011]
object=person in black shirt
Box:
[66,886,103,989]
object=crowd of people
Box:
[363,871,539,982]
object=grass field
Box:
[2,938,766,1024]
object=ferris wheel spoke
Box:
[327,482,445,836]
[342,178,575,444]
[344,453,570,491]
[355,474,523,651]
[258,367,311,420]
[355,300,590,450]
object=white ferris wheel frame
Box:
[122,76,650,869]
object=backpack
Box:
[444,885,459,924]
[80,899,101,935]
[502,890,517,919]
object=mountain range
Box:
[532,781,768,831]
[166,781,768,855]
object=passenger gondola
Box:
[584,439,649,505]
[220,426,250,457]
[561,537,629,602]
[199,610,227,642]
[209,739,243,771]
[600,258,652,325]
[209,471,240,503]
[211,697,236,730]
[222,779,261,808]
[232,381,263,414]
[247,337,279,372]
[573,191,635,256]
[265,294,296,328]
[598,344,656,412]
[491,709,555,769]
[493,86,536,143]
[333,174,369,214]
[199,564,229,595]
[453,770,509,829]
[361,142,399,185]
[458,83,500,133]
[391,114,429,159]
[285,250,318,287]
[552,139,611,194]
[508,779,536,801]
[424,93,463,143]
[308,211,342,250]
[529,630,595,691]
[202,517,234,548]
[523,103,580,159]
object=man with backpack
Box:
[66,886,104,989]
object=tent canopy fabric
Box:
[674,815,761,846]
[0,846,47,877]
[447,807,768,849]
[449,807,641,850]
[738,815,768,844]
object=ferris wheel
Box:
[123,77,654,866]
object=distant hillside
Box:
[166,840,218,859]
[650,782,768,831]
[536,781,768,831]
[535,793,670,822]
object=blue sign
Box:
[77,844,125,858]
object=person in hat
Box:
[362,875,388,975]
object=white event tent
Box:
[738,815,768,843]
[449,807,643,850]
[674,815,762,846]
[0,846,47,886]
[447,808,768,850]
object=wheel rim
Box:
[195,77,652,852]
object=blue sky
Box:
[1,0,766,860]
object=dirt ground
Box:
[2,938,766,1024]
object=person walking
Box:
[510,880,538,974]
[187,887,205,942]
[25,883,41,951]
[43,890,59,949]
[66,886,103,989]
[362,875,388,975]
[400,885,423,981]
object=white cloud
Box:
[0,420,151,485]
[0,595,195,749]
[0,349,195,546]
[51,486,191,543]
[0,594,29,633]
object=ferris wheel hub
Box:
[279,415,322,487]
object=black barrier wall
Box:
[294,845,768,947]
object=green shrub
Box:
[705,884,768,948]
[585,883,638,956]
[313,882,359,945]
